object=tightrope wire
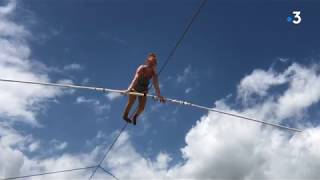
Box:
[0,78,303,132]
[1,166,97,180]
[157,0,208,75]
[0,1,301,180]
[89,0,209,179]
[99,166,120,180]
[88,123,128,180]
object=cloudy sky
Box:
[0,0,320,179]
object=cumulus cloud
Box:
[276,64,320,120]
[238,63,320,121]
[102,132,171,179]
[0,0,16,16]
[167,112,320,179]
[0,1,97,179]
[0,0,63,126]
[94,62,320,180]
[1,0,320,179]
[3,60,320,180]
[165,63,320,180]
[0,123,112,179]
[238,69,287,99]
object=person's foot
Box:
[122,115,132,123]
[132,114,138,126]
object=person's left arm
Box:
[152,73,161,96]
[152,70,165,103]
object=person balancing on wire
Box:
[123,53,165,125]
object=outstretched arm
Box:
[152,73,161,97]
[152,71,165,103]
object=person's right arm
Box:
[127,65,143,91]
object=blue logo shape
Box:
[287,16,293,22]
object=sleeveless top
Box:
[134,76,150,93]
[133,66,152,93]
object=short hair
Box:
[148,52,157,57]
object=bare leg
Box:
[132,96,147,125]
[123,94,137,123]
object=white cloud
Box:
[0,0,63,126]
[105,92,122,101]
[168,112,320,179]
[278,57,289,63]
[76,96,110,114]
[276,63,320,120]
[0,141,24,178]
[155,152,172,170]
[63,63,83,71]
[50,139,68,151]
[101,132,170,179]
[2,62,320,180]
[163,63,320,180]
[238,69,287,100]
[57,79,73,84]
[0,0,16,16]
[0,2,99,179]
[103,63,320,180]
[57,79,75,94]
[238,63,320,120]
[185,87,192,94]
[177,65,192,83]
[28,141,40,152]
[0,123,106,179]
[1,1,320,179]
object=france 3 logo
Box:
[287,11,302,25]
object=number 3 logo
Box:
[292,11,302,24]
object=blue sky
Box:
[23,0,318,154]
[1,0,320,179]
